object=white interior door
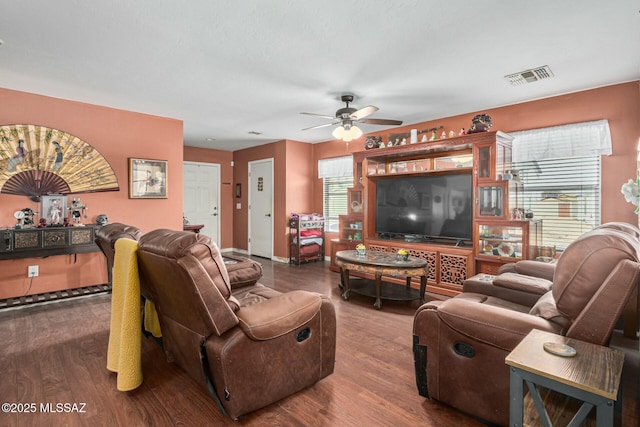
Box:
[248,158,273,258]
[183,162,220,245]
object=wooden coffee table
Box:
[335,250,428,309]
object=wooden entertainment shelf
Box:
[334,130,539,296]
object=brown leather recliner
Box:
[136,229,336,420]
[464,222,640,306]
[413,228,640,426]
[95,222,264,294]
[95,222,144,288]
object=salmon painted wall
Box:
[183,146,234,250]
[285,140,314,257]
[313,82,640,257]
[0,88,184,299]
[285,140,314,215]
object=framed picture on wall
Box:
[128,158,168,199]
[41,194,67,226]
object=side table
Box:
[505,329,624,427]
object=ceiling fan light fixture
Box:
[332,123,362,142]
[350,125,363,139]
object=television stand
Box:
[366,237,473,295]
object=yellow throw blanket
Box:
[144,300,162,338]
[106,238,143,391]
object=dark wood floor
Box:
[0,257,637,426]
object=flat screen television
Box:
[375,173,472,242]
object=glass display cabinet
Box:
[339,214,363,242]
[476,182,508,219]
[475,220,542,274]
[348,187,363,215]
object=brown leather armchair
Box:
[413,228,640,426]
[95,223,263,293]
[95,222,144,288]
[136,229,336,420]
[464,222,640,306]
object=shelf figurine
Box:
[69,198,88,226]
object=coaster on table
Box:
[543,342,577,357]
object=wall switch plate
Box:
[28,265,39,277]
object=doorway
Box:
[183,161,220,245]
[248,158,273,259]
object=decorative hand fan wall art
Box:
[0,124,119,201]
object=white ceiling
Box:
[1,1,639,151]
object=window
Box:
[513,156,601,249]
[511,120,612,250]
[323,176,353,232]
[318,156,353,232]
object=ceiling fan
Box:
[301,95,403,142]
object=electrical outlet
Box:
[28,265,39,277]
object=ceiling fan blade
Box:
[360,118,404,126]
[300,112,336,120]
[350,105,378,120]
[302,122,338,131]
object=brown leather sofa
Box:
[136,229,337,419]
[95,222,144,288]
[413,227,640,426]
[95,223,264,293]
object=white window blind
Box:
[511,120,611,250]
[319,156,353,232]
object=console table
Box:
[0,225,101,260]
[506,329,624,427]
[183,224,204,233]
[335,250,428,309]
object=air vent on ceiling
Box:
[504,65,554,86]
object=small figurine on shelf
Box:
[430,131,437,141]
[96,214,109,226]
[69,198,87,226]
[37,218,47,228]
[364,136,379,150]
[19,208,37,228]
[448,130,456,138]
[49,199,63,226]
[467,113,493,134]
[441,131,447,139]
[459,128,466,136]
[421,134,428,142]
